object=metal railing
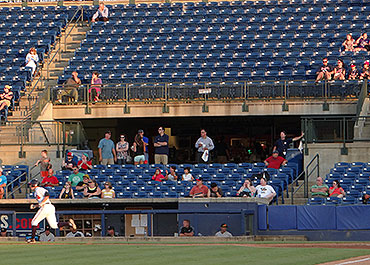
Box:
[5,170,28,199]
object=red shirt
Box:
[329,187,344,197]
[41,176,59,187]
[152,174,165,182]
[266,156,286,169]
[77,160,92,170]
[190,185,209,197]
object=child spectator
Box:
[182,167,194,181]
[355,33,370,52]
[152,168,165,182]
[41,169,59,187]
[62,152,78,171]
[34,150,51,179]
[342,34,355,52]
[208,182,223,198]
[101,181,115,198]
[59,181,75,199]
[360,61,370,80]
[0,85,13,112]
[25,47,39,76]
[315,58,333,82]
[77,153,92,171]
[165,166,178,181]
[332,59,346,80]
[0,169,7,199]
[348,64,359,80]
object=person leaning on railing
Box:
[57,71,81,103]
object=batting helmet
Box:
[28,179,39,187]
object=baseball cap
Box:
[272,150,279,154]
[350,64,356,67]
[83,174,90,179]
[1,228,6,232]
[365,61,369,66]
[45,226,50,230]
[107,226,115,231]
[4,85,11,89]
[83,153,89,158]
[67,152,72,156]
[138,129,144,133]
[196,177,203,181]
[220,223,228,228]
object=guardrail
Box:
[5,170,28,199]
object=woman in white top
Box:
[101,181,115,198]
[25,47,39,76]
[182,167,194,181]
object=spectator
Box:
[98,130,117,165]
[348,64,359,80]
[138,129,149,163]
[0,168,6,199]
[256,177,276,203]
[236,179,256,197]
[76,174,91,191]
[360,61,370,80]
[165,166,178,181]
[34,150,51,178]
[0,227,7,237]
[59,181,75,199]
[68,166,85,187]
[329,180,346,198]
[311,177,329,198]
[116,134,129,165]
[66,227,84,237]
[182,167,194,181]
[62,152,78,171]
[332,59,346,80]
[154,126,169,165]
[39,226,55,242]
[58,71,81,103]
[152,168,165,182]
[40,169,59,187]
[315,58,333,82]
[273,131,304,157]
[179,219,194,237]
[106,226,117,237]
[92,3,109,22]
[83,179,102,199]
[0,85,13,112]
[89,71,102,102]
[101,181,115,198]
[208,182,223,198]
[195,129,215,163]
[77,153,92,171]
[189,177,209,198]
[355,33,370,52]
[264,150,287,169]
[215,223,233,237]
[342,34,355,52]
[25,47,39,76]
[131,133,146,165]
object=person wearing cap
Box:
[208,182,223,198]
[264,150,287,169]
[138,129,149,163]
[154,126,169,165]
[215,224,233,237]
[315,58,333,82]
[58,71,81,103]
[98,130,117,165]
[106,226,117,237]
[62,151,78,171]
[256,177,276,203]
[179,219,194,237]
[76,174,91,191]
[39,226,55,242]
[0,85,13,112]
[195,129,214,163]
[116,134,129,165]
[40,169,59,188]
[101,181,115,198]
[77,153,92,170]
[0,168,7,199]
[189,177,209,198]
[360,61,370,80]
[273,131,304,158]
[0,227,7,237]
[68,166,85,187]
[348,64,359,80]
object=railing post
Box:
[62,122,66,156]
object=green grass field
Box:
[0,243,369,265]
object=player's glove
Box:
[30,204,38,210]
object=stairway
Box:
[278,180,316,205]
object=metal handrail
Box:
[5,171,28,199]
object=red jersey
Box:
[41,176,59,187]
[77,160,92,170]
[266,156,286,169]
[152,174,165,182]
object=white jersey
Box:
[35,186,51,204]
[256,185,276,198]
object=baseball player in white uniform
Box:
[27,179,76,243]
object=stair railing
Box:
[5,169,29,199]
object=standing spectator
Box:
[39,226,55,242]
[348,64,359,80]
[116,134,129,165]
[329,180,346,198]
[40,169,59,187]
[34,150,51,179]
[195,129,214,163]
[92,3,109,22]
[179,219,194,237]
[59,181,75,199]
[0,85,13,112]
[332,59,346,80]
[311,177,329,198]
[76,174,91,191]
[165,166,178,181]
[0,168,7,199]
[138,129,149,163]
[342,34,355,52]
[236,179,256,197]
[215,223,233,237]
[182,167,194,181]
[256,177,276,203]
[315,58,333,82]
[152,168,165,182]
[77,153,92,171]
[355,33,370,52]
[58,71,81,103]
[189,177,209,198]
[62,152,78,171]
[83,179,102,199]
[101,181,115,198]
[131,133,146,165]
[89,72,102,102]
[98,130,117,165]
[25,47,39,76]
[208,182,223,198]
[360,61,370,80]
[273,131,304,158]
[154,126,169,165]
[68,166,85,187]
[264,150,287,169]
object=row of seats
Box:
[308,196,363,205]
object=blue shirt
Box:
[98,138,115,159]
[154,134,169,155]
[0,175,7,186]
[143,136,149,153]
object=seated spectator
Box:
[0,227,7,237]
[315,58,333,82]
[66,227,84,237]
[215,223,233,237]
[0,168,7,199]
[236,179,256,197]
[332,59,346,80]
[165,166,178,181]
[101,181,115,198]
[264,150,287,169]
[182,167,194,181]
[76,174,91,191]
[342,34,355,52]
[89,72,102,102]
[256,177,276,203]
[355,33,370,52]
[189,177,209,198]
[83,179,102,199]
[208,182,223,198]
[106,226,117,237]
[360,61,370,80]
[77,153,92,171]
[92,3,109,22]
[116,134,129,165]
[152,168,165,182]
[311,177,329,198]
[25,47,39,76]
[329,180,346,198]
[68,166,85,187]
[41,169,59,187]
[348,64,359,80]
[179,219,194,237]
[59,181,75,199]
[62,152,78,171]
[58,71,81,103]
[39,226,55,242]
[0,85,13,112]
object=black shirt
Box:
[210,187,223,197]
[180,226,194,235]
[274,138,292,157]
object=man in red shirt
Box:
[41,169,59,187]
[264,150,287,169]
[189,177,209,198]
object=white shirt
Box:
[25,53,39,66]
[182,173,193,181]
[215,231,233,237]
[66,231,85,237]
[35,186,51,204]
[40,232,55,242]
[256,185,276,198]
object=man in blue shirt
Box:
[273,131,304,158]
[154,126,169,165]
[138,129,149,163]
[0,168,7,199]
[98,130,117,165]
